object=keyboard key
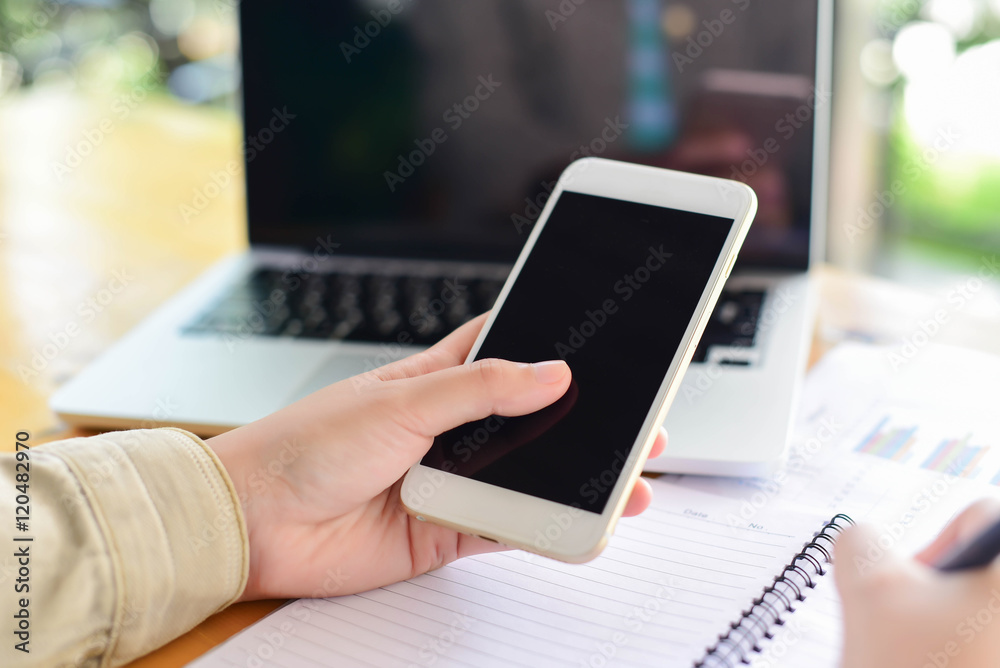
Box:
[691,290,766,364]
[184,267,508,346]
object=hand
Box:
[208,314,668,601]
[834,499,1000,668]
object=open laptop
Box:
[51,0,832,477]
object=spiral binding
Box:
[693,514,855,667]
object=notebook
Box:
[194,342,1000,667]
[192,482,848,668]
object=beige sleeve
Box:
[0,428,249,667]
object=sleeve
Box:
[0,428,249,668]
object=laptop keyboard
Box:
[691,289,766,365]
[187,270,767,360]
[184,268,506,345]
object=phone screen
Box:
[420,192,734,514]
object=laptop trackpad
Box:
[289,345,426,401]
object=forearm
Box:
[0,429,248,667]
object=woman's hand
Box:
[835,499,1000,668]
[209,314,667,601]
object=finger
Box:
[394,358,572,438]
[916,498,1000,565]
[420,379,577,473]
[456,531,510,560]
[371,313,490,382]
[834,523,902,595]
[648,428,668,460]
[621,477,653,517]
[428,312,491,360]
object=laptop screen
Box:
[241,0,821,269]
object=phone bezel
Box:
[402,157,757,562]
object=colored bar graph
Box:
[920,435,986,478]
[854,417,917,462]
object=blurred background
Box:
[2,0,998,275]
[1,0,999,437]
[0,0,238,104]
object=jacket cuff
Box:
[52,428,249,665]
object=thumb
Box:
[916,498,1000,566]
[394,358,572,438]
[834,523,904,595]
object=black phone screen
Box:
[420,191,734,514]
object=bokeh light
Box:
[892,21,956,80]
[923,0,979,40]
[0,0,239,104]
[860,38,899,86]
[149,0,196,37]
[904,38,1000,158]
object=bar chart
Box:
[851,410,1000,484]
[854,417,918,462]
[920,435,988,478]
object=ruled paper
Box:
[193,481,830,668]
[749,574,843,668]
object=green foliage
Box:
[889,125,1000,252]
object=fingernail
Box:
[531,360,569,384]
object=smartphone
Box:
[402,157,757,562]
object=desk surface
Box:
[3,92,1000,666]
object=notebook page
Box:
[749,575,842,668]
[193,480,830,668]
[675,343,1000,667]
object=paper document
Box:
[196,343,1000,668]
[192,483,829,667]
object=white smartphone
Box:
[402,157,757,562]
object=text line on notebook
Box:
[192,482,838,668]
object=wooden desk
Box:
[2,92,999,666]
[0,90,278,666]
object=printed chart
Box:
[850,411,1000,485]
[919,435,989,478]
[854,417,917,463]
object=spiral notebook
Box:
[694,514,853,667]
[194,481,848,668]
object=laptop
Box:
[51,0,832,477]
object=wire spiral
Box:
[693,514,855,668]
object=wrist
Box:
[207,426,264,600]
